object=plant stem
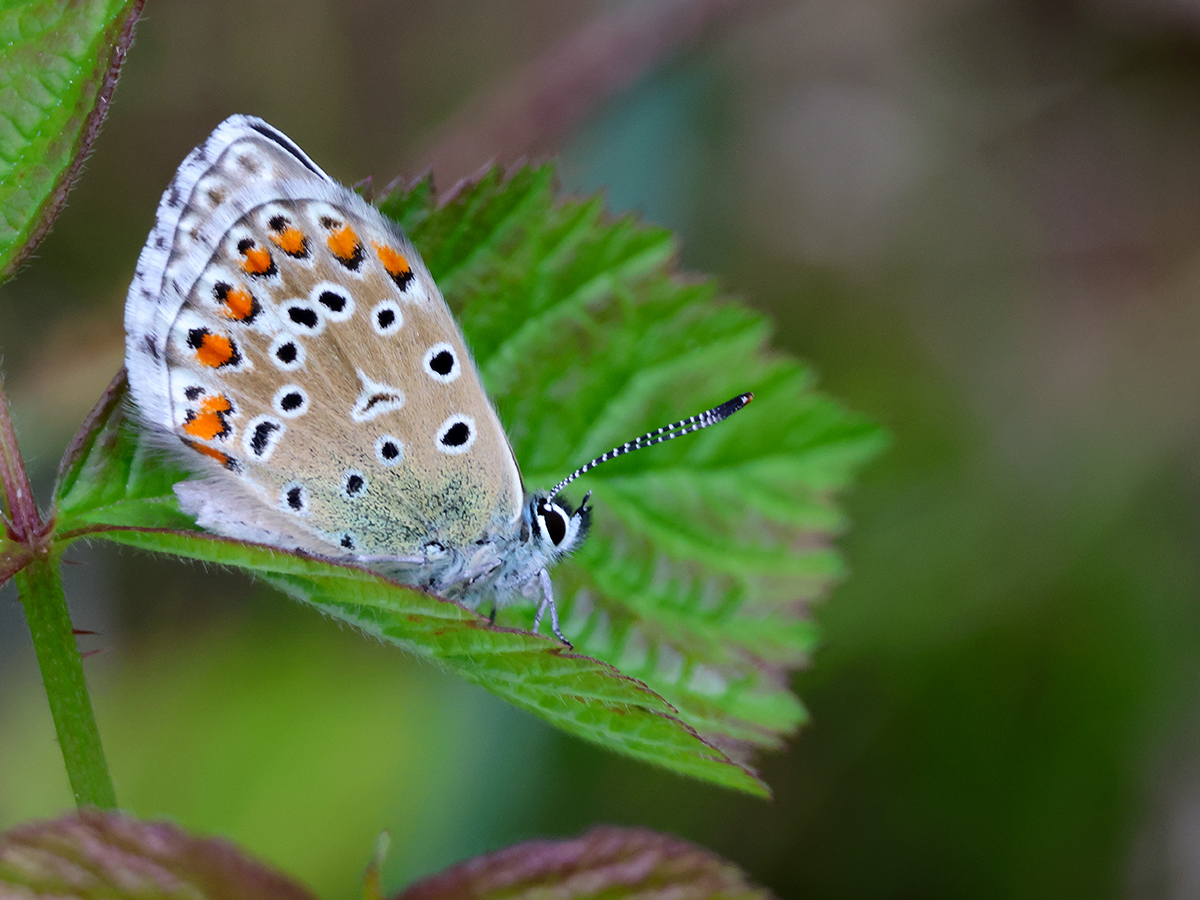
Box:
[17,547,117,808]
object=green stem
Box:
[16,547,116,808]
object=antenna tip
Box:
[714,392,754,420]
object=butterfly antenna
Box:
[547,392,753,500]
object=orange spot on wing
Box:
[182,394,232,441]
[184,439,235,469]
[201,394,232,414]
[270,226,308,257]
[373,242,410,278]
[327,225,361,261]
[195,333,236,368]
[182,413,223,440]
[240,244,274,275]
[219,287,255,321]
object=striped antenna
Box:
[547,392,753,500]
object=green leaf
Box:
[55,164,883,794]
[0,0,144,281]
[53,375,766,796]
[381,166,885,754]
[395,826,775,900]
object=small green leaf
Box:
[395,826,775,900]
[56,163,883,793]
[55,371,196,534]
[0,810,314,900]
[0,0,144,280]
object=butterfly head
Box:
[526,490,591,561]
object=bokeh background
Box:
[4,0,1200,897]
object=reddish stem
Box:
[0,380,45,544]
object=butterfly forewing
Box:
[127,119,523,559]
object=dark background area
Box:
[4,1,1200,897]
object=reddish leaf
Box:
[396,826,775,900]
[0,810,314,900]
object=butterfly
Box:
[124,115,749,645]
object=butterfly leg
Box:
[532,569,572,648]
[487,602,498,626]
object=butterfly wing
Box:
[125,116,524,558]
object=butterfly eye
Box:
[537,500,569,547]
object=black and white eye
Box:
[311,283,354,322]
[536,500,569,546]
[269,336,306,370]
[243,415,285,461]
[280,481,310,515]
[422,342,461,383]
[374,434,405,467]
[273,385,309,418]
[435,414,476,454]
[341,469,367,498]
[284,299,324,334]
[370,299,403,335]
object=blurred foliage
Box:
[0,598,556,891]
[4,1,1200,899]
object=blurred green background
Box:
[5,1,1200,897]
